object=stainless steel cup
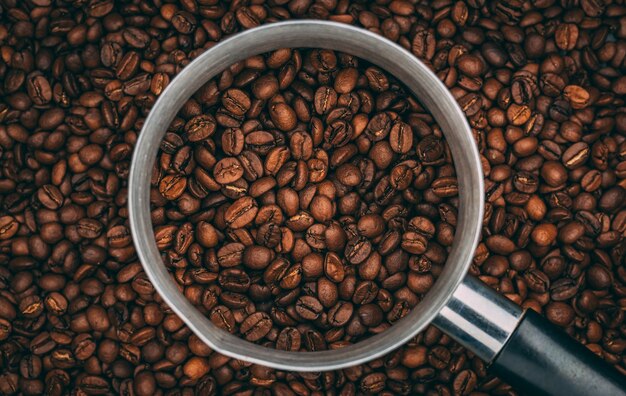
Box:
[129,20,626,396]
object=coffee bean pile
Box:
[153,48,456,348]
[0,0,625,395]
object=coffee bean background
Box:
[0,0,625,395]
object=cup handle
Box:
[490,308,626,396]
[434,276,626,396]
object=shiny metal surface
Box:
[434,276,524,362]
[129,20,490,371]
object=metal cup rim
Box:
[129,20,484,371]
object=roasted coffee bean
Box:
[546,302,575,327]
[240,312,272,341]
[159,174,187,200]
[242,245,273,270]
[345,238,372,265]
[224,196,258,229]
[328,301,354,327]
[219,268,251,292]
[453,369,478,395]
[599,187,625,213]
[222,89,251,116]
[214,157,244,185]
[314,86,338,115]
[269,102,297,131]
[251,74,279,100]
[360,372,387,393]
[217,243,245,267]
[389,121,413,154]
[276,327,301,351]
[295,296,323,320]
[0,216,19,240]
[358,304,383,327]
[555,23,579,51]
[185,115,216,142]
[353,281,379,305]
[37,185,63,210]
[210,306,236,333]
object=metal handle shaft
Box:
[433,275,523,362]
[437,276,626,394]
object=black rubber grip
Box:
[490,309,626,396]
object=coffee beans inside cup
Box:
[151,48,458,349]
